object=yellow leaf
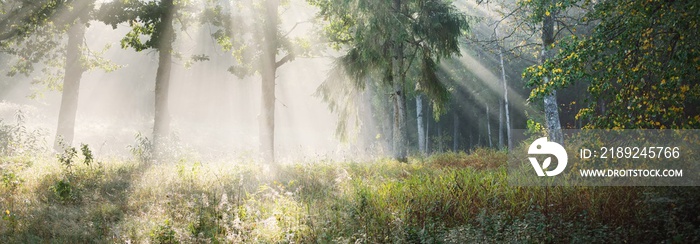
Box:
[545,10,550,16]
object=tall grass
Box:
[1,142,698,242]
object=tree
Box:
[416,93,425,154]
[525,0,700,129]
[539,0,563,144]
[309,0,468,161]
[55,3,90,151]
[1,0,115,150]
[0,1,67,43]
[203,0,308,164]
[259,0,282,164]
[495,27,512,149]
[99,0,188,153]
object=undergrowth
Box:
[1,142,699,242]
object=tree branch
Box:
[275,53,294,68]
[283,19,312,38]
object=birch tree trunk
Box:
[437,122,442,152]
[54,18,86,151]
[425,103,430,154]
[498,99,504,149]
[496,27,513,150]
[487,105,492,148]
[541,1,563,144]
[452,112,458,152]
[416,94,425,155]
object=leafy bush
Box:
[128,132,195,164]
[51,143,98,203]
[50,179,74,203]
[0,110,47,156]
[150,219,179,244]
[128,132,153,163]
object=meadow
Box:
[2,131,699,243]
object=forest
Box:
[0,0,699,242]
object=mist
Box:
[0,1,380,163]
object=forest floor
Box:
[1,145,699,243]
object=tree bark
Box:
[391,83,407,161]
[416,94,425,155]
[425,102,430,154]
[452,111,458,152]
[498,99,504,149]
[487,105,492,148]
[541,1,563,144]
[54,18,86,151]
[391,0,407,162]
[437,121,442,152]
[153,0,175,152]
[498,36,513,149]
[260,0,279,164]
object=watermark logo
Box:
[528,137,568,176]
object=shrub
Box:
[150,219,179,244]
[0,110,47,156]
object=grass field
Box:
[2,142,699,243]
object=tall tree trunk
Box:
[468,130,472,151]
[476,107,481,147]
[497,27,513,149]
[391,0,407,162]
[541,1,563,144]
[391,84,407,161]
[498,99,504,149]
[487,105,492,148]
[416,94,425,155]
[452,111,458,152]
[153,0,175,152]
[54,19,86,151]
[425,103,430,154]
[380,93,393,154]
[260,0,279,164]
[437,121,442,152]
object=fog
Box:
[0,0,533,162]
[0,1,382,163]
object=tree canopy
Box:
[524,0,700,129]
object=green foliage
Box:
[0,169,22,232]
[310,0,469,140]
[526,118,545,136]
[0,110,47,156]
[80,143,93,167]
[1,0,120,97]
[150,219,179,244]
[0,0,72,44]
[97,0,206,63]
[51,143,97,203]
[201,0,308,79]
[56,145,78,171]
[523,0,700,129]
[310,0,469,115]
[128,132,153,163]
[517,0,579,23]
[50,179,74,203]
[98,0,173,51]
[1,170,22,191]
